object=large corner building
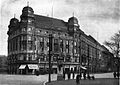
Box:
[7,5,113,74]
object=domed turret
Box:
[10,17,19,25]
[68,16,79,36]
[22,6,34,14]
[8,17,19,35]
[68,16,79,26]
[21,6,34,19]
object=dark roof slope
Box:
[34,14,68,31]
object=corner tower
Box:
[68,16,79,36]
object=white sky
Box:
[0,0,120,56]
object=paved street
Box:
[0,74,57,85]
[46,78,119,85]
[0,72,118,85]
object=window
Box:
[74,49,76,53]
[74,42,77,46]
[66,55,71,62]
[54,39,59,52]
[27,27,32,31]
[28,41,33,50]
[22,19,27,22]
[60,40,63,52]
[28,36,32,41]
[20,55,24,60]
[66,40,69,53]
[40,56,44,61]
[40,37,44,52]
[21,36,26,40]
[53,56,57,61]
[22,28,26,32]
[28,20,32,23]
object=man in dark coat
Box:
[63,70,65,80]
[113,72,116,78]
[116,72,119,79]
[76,75,79,85]
[83,72,86,79]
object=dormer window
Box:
[21,19,27,22]
[28,19,32,23]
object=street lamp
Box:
[48,34,53,82]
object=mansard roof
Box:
[34,14,68,31]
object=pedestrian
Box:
[87,74,91,80]
[76,75,79,85]
[116,72,119,79]
[68,71,71,79]
[83,72,86,79]
[67,70,70,80]
[63,70,65,80]
[72,70,75,79]
[113,72,116,78]
[79,72,82,80]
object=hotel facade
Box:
[7,5,113,74]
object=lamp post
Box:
[117,42,120,80]
[48,34,53,82]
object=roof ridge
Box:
[34,14,66,22]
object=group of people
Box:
[76,72,95,85]
[63,69,75,80]
[113,72,119,79]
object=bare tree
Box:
[104,30,120,58]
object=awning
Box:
[28,64,39,69]
[19,65,26,69]
[80,66,87,70]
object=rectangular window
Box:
[66,40,69,53]
[20,55,24,60]
[40,37,44,52]
[54,39,59,52]
[27,27,32,31]
[22,27,26,32]
[60,39,63,52]
[28,41,33,50]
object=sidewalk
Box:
[45,78,119,85]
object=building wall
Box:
[7,6,113,74]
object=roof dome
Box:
[22,6,34,14]
[68,16,78,25]
[10,17,19,25]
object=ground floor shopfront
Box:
[19,64,39,74]
[8,62,87,75]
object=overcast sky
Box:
[0,0,120,55]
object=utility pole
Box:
[48,34,53,82]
